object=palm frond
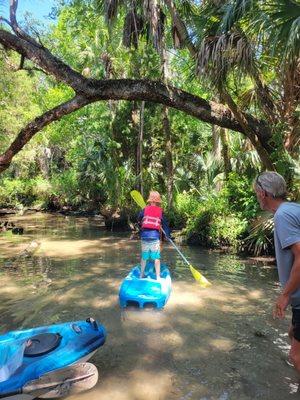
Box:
[248,0,300,64]
[238,87,258,110]
[196,31,255,87]
[105,0,119,22]
[123,9,144,48]
[100,52,115,78]
[242,212,274,256]
[219,0,253,33]
[143,1,166,51]
[286,16,300,62]
[175,0,199,16]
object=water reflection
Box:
[0,213,298,399]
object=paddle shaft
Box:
[130,189,210,285]
[131,189,193,267]
[161,228,191,266]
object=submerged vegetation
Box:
[0,0,299,255]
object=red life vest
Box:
[141,205,162,230]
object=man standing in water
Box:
[254,171,300,372]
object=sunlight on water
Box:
[0,213,298,399]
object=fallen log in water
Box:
[3,240,41,269]
[18,240,41,257]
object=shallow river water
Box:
[0,213,299,399]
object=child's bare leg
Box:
[154,259,160,279]
[140,258,147,278]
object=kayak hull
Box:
[0,352,97,400]
[0,351,97,400]
[0,319,106,399]
[119,262,171,309]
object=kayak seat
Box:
[24,333,62,357]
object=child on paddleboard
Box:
[138,191,171,280]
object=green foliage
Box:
[210,214,247,249]
[30,176,52,205]
[241,213,275,256]
[225,172,260,219]
[50,170,82,208]
[0,177,41,207]
[0,52,41,153]
[184,193,247,250]
[167,192,200,227]
[290,157,300,200]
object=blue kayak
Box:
[119,262,171,309]
[0,318,106,397]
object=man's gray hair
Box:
[255,171,287,198]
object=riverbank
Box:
[0,209,276,263]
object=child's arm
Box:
[137,209,144,227]
[161,213,171,239]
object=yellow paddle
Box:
[130,190,211,288]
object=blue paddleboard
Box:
[119,261,171,309]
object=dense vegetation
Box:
[0,0,299,255]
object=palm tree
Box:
[164,0,300,177]
[0,0,298,179]
[98,0,175,207]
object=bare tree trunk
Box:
[212,125,221,158]
[137,101,145,196]
[103,53,121,206]
[37,147,51,179]
[282,60,300,156]
[130,102,139,185]
[163,0,197,57]
[212,125,231,180]
[220,90,275,171]
[110,113,121,206]
[219,128,231,179]
[159,19,174,209]
[162,106,174,209]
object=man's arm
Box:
[282,243,300,296]
[274,242,300,319]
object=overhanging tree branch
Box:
[0,95,90,173]
[9,0,43,48]
[0,27,272,173]
[0,17,13,28]
[0,28,269,134]
[220,91,275,170]
[0,29,85,91]
[163,0,276,170]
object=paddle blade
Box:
[189,265,211,288]
[24,363,98,399]
[130,190,146,209]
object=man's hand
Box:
[273,293,290,319]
